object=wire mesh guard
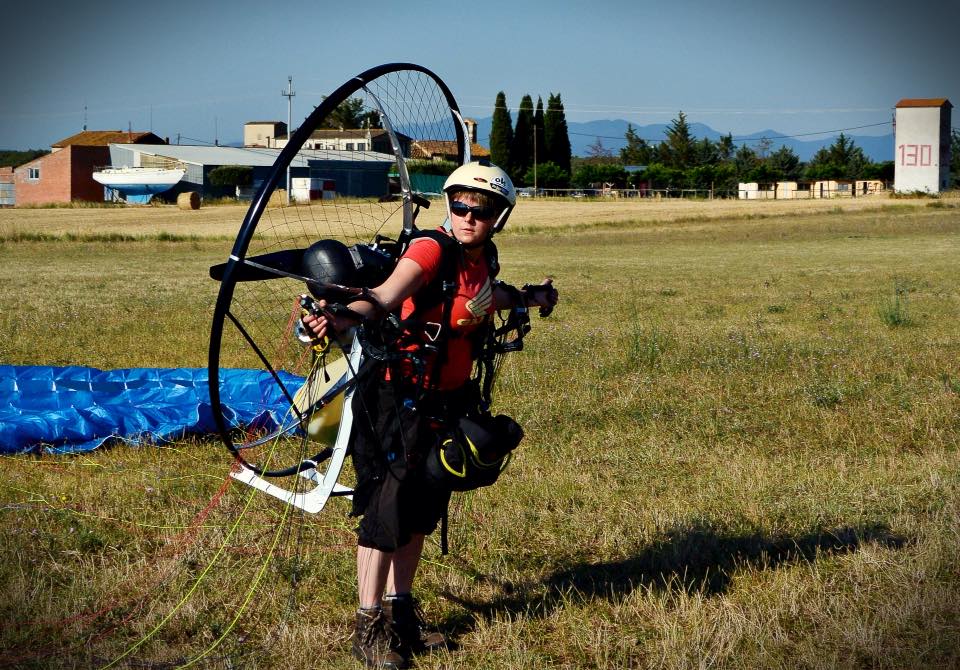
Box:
[209,64,466,486]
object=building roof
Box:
[410,141,490,160]
[244,121,286,126]
[52,130,165,148]
[895,98,952,108]
[112,144,396,167]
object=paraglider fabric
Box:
[0,365,303,454]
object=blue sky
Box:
[3,0,958,150]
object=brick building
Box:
[13,130,165,205]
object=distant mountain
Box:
[473,117,893,163]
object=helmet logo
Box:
[490,175,509,197]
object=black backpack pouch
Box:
[424,413,524,492]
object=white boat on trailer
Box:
[93,166,186,204]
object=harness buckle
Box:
[423,321,442,342]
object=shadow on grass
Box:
[441,520,907,635]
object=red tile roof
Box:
[51,130,165,148]
[411,140,490,160]
[895,98,952,108]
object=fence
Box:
[517,186,891,201]
[525,188,739,200]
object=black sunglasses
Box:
[450,201,497,220]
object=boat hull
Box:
[93,167,186,203]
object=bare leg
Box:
[385,533,425,596]
[356,545,392,609]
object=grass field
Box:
[1,198,959,669]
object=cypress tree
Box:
[509,94,535,185]
[489,91,513,172]
[544,93,571,176]
[534,97,546,171]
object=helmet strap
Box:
[492,205,513,233]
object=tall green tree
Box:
[658,111,695,169]
[620,124,653,165]
[693,137,719,167]
[319,96,380,129]
[544,93,571,176]
[509,94,535,185]
[827,133,857,166]
[716,133,735,162]
[533,97,546,168]
[768,145,801,181]
[489,91,513,172]
[733,144,759,181]
[805,133,868,180]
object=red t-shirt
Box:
[394,232,495,390]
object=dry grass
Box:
[0,193,941,241]
[1,202,959,668]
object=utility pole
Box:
[282,75,296,205]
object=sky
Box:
[3,0,958,151]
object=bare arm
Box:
[302,257,427,341]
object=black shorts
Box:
[350,377,473,552]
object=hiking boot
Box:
[383,593,446,656]
[351,607,407,669]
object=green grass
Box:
[1,205,959,668]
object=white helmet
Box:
[443,160,516,233]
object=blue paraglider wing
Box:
[0,365,303,454]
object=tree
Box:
[572,163,626,189]
[489,91,513,172]
[693,137,719,167]
[509,95,535,186]
[711,162,739,194]
[863,160,894,182]
[584,137,614,161]
[805,133,868,180]
[620,124,653,165]
[319,96,380,129]
[716,134,735,162]
[827,133,856,166]
[756,136,773,159]
[642,163,683,190]
[659,111,695,170]
[524,161,568,189]
[0,148,49,168]
[208,166,253,196]
[733,144,759,181]
[405,159,457,176]
[533,97,546,171]
[544,93,571,176]
[767,145,801,181]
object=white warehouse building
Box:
[894,98,952,193]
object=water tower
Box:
[894,98,952,193]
